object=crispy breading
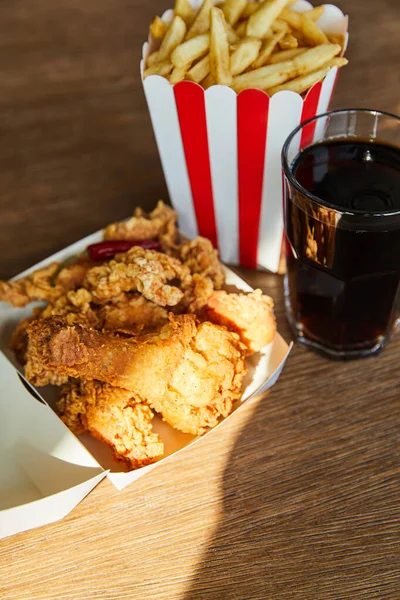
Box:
[0,263,62,307]
[41,288,101,328]
[24,346,69,387]
[57,380,164,469]
[100,294,169,334]
[26,314,247,435]
[9,308,43,364]
[178,236,225,289]
[174,273,215,314]
[84,246,192,307]
[204,289,276,354]
[0,257,92,308]
[103,201,178,250]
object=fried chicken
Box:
[40,288,101,328]
[57,380,164,469]
[84,246,192,307]
[204,289,276,355]
[178,237,225,289]
[100,294,168,334]
[0,256,92,308]
[26,314,247,435]
[103,201,177,250]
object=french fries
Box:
[268,47,308,64]
[266,56,348,95]
[187,53,210,83]
[150,16,169,40]
[230,37,262,76]
[210,7,232,85]
[303,5,325,22]
[222,0,247,26]
[279,33,298,50]
[144,0,348,96]
[252,31,285,69]
[247,0,289,38]
[186,0,212,39]
[157,16,187,62]
[171,33,210,67]
[174,0,196,26]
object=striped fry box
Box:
[141,1,349,272]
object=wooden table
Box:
[1,1,399,598]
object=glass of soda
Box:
[282,109,400,359]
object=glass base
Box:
[292,330,386,360]
[284,301,389,360]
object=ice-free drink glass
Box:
[282,109,400,359]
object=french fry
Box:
[235,21,248,36]
[266,65,330,95]
[291,30,310,47]
[186,0,212,39]
[298,13,329,45]
[187,53,210,82]
[241,2,261,19]
[174,0,196,26]
[252,31,285,69]
[232,60,296,92]
[303,5,325,22]
[232,43,340,92]
[279,33,298,49]
[157,16,187,61]
[144,61,174,78]
[230,37,262,76]
[146,51,160,68]
[268,47,308,63]
[280,9,328,46]
[291,43,341,75]
[327,56,348,68]
[279,8,302,29]
[222,0,247,26]
[169,64,190,83]
[210,7,232,85]
[327,33,346,50]
[271,19,291,34]
[226,22,241,44]
[202,73,216,88]
[266,56,348,95]
[150,16,169,40]
[247,0,289,38]
[171,33,210,67]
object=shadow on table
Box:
[182,350,400,600]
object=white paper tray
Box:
[0,227,291,537]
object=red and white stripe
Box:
[141,1,348,272]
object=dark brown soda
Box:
[285,139,400,354]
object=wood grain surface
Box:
[0,1,399,599]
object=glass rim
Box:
[281,108,400,218]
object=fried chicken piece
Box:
[9,308,43,364]
[100,294,168,334]
[24,345,69,387]
[84,246,192,307]
[174,273,215,314]
[0,256,92,308]
[57,380,164,469]
[204,289,276,355]
[103,201,177,250]
[26,314,247,435]
[178,237,225,289]
[0,263,62,307]
[40,288,101,328]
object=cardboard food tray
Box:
[0,227,292,538]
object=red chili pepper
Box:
[87,239,162,261]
